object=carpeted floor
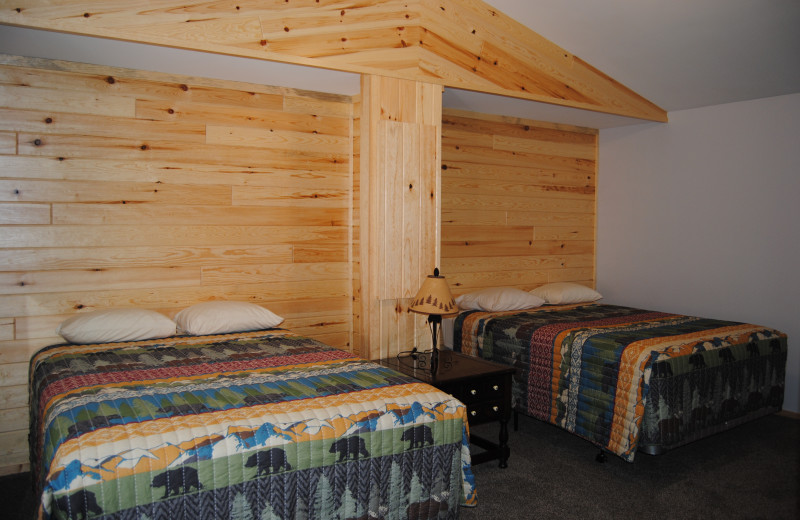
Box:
[461,413,799,520]
[4,413,797,519]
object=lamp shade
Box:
[409,270,457,316]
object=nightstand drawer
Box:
[465,401,505,424]
[447,375,506,404]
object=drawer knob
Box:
[492,385,499,391]
[470,410,477,416]
[470,389,477,395]
[492,406,499,412]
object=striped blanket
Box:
[454,303,787,461]
[30,330,476,519]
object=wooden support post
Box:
[357,75,443,359]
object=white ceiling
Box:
[1,0,799,129]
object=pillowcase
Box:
[455,287,545,312]
[530,282,602,305]
[57,308,177,344]
[174,301,284,335]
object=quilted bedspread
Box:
[30,330,476,520]
[454,303,787,461]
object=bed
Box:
[449,285,788,462]
[30,304,476,520]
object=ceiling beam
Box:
[0,0,667,122]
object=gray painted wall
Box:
[597,93,800,413]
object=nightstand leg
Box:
[499,417,510,468]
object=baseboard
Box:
[777,410,800,420]
[0,463,29,477]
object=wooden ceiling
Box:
[0,0,667,122]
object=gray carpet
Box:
[3,413,797,519]
[461,413,799,520]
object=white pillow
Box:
[455,287,545,312]
[530,282,602,304]
[57,308,176,344]
[175,301,284,335]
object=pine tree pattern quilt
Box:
[453,303,787,461]
[30,330,476,519]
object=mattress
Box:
[30,329,476,519]
[453,303,787,461]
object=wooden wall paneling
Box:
[358,75,442,360]
[0,131,16,154]
[0,55,355,475]
[441,108,598,295]
[351,94,362,354]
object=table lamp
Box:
[409,267,457,373]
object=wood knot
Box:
[179,84,188,91]
[106,76,115,84]
[44,117,53,124]
[33,138,42,146]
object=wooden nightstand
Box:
[377,349,515,468]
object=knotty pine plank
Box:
[442,192,594,214]
[440,209,506,226]
[0,225,348,249]
[0,131,15,154]
[443,142,595,173]
[493,134,597,161]
[0,179,232,205]
[0,339,52,364]
[0,83,136,117]
[0,203,50,224]
[442,110,598,139]
[0,282,351,319]
[533,226,595,241]
[447,270,550,292]
[136,99,350,135]
[0,108,206,143]
[200,262,349,286]
[441,255,573,274]
[505,210,595,227]
[0,156,351,189]
[442,176,595,199]
[206,124,350,154]
[0,384,26,410]
[0,266,201,295]
[53,204,347,227]
[231,185,349,208]
[17,133,350,171]
[442,162,594,188]
[441,239,594,259]
[442,224,533,242]
[0,245,295,272]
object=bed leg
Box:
[595,450,607,463]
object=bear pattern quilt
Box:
[30,330,476,519]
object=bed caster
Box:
[595,450,607,463]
